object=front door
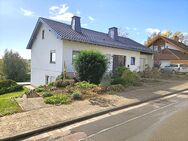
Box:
[113,55,126,73]
[140,58,146,71]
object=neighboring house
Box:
[147,36,188,68]
[27,16,153,86]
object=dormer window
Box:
[42,30,45,39]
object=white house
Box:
[27,16,153,86]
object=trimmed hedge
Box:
[0,80,23,95]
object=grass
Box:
[0,87,28,116]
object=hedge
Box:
[0,80,23,95]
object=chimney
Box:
[108,27,118,40]
[71,16,81,33]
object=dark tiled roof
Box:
[27,17,153,53]
[169,49,188,60]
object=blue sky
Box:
[0,0,188,59]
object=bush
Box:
[48,82,54,87]
[140,65,161,79]
[54,79,74,88]
[100,73,112,86]
[111,67,140,86]
[116,66,128,77]
[75,81,97,89]
[0,80,23,95]
[121,69,140,86]
[35,86,46,93]
[111,77,125,85]
[74,50,107,84]
[44,94,71,105]
[71,92,82,100]
[42,92,53,97]
[107,84,125,92]
[56,72,64,81]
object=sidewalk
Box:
[0,80,188,140]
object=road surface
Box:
[72,92,188,141]
[24,91,188,141]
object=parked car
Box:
[161,64,188,73]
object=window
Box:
[153,46,158,52]
[42,30,45,39]
[50,50,56,63]
[130,57,135,65]
[72,50,80,64]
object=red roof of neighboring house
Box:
[155,48,188,60]
[147,36,188,52]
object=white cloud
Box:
[88,16,95,21]
[20,8,34,16]
[145,28,160,35]
[49,4,74,22]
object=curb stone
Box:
[1,88,188,141]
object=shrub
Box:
[107,84,125,92]
[48,82,54,87]
[121,69,140,86]
[75,81,97,89]
[56,72,64,81]
[44,94,71,105]
[100,73,112,86]
[54,79,74,88]
[0,80,23,95]
[35,86,46,93]
[140,65,161,79]
[42,92,53,97]
[111,67,140,86]
[111,77,125,85]
[92,86,108,94]
[71,92,82,100]
[0,79,17,88]
[116,66,128,77]
[74,50,107,84]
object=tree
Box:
[74,50,107,84]
[0,59,5,80]
[145,31,188,46]
[145,32,161,46]
[3,50,28,82]
[161,31,172,38]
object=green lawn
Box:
[0,88,28,116]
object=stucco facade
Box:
[31,24,63,86]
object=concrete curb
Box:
[1,88,188,141]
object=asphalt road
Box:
[70,92,188,141]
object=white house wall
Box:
[31,24,63,86]
[160,60,171,68]
[63,40,152,73]
[165,43,180,51]
[140,54,153,71]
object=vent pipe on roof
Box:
[108,27,118,40]
[71,16,81,33]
